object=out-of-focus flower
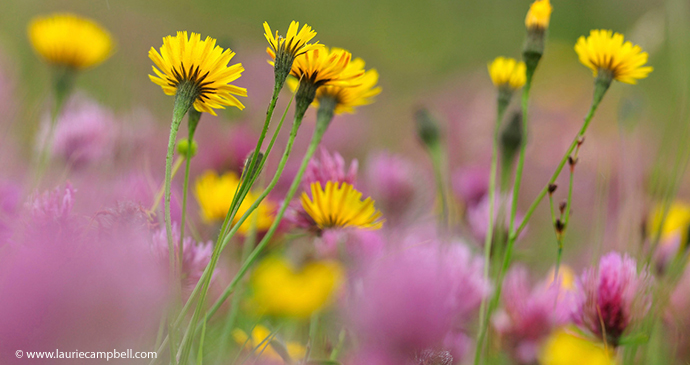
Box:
[575,30,653,84]
[27,183,75,225]
[365,152,418,220]
[151,225,212,293]
[525,0,552,31]
[351,241,490,363]
[493,266,571,364]
[452,167,489,208]
[36,95,117,167]
[316,229,385,263]
[149,31,247,115]
[303,147,358,190]
[301,181,383,231]
[194,170,275,234]
[539,327,616,365]
[573,252,652,347]
[646,201,690,272]
[0,180,22,243]
[249,256,343,318]
[488,57,526,90]
[233,325,306,363]
[0,208,167,365]
[466,191,524,243]
[28,13,113,69]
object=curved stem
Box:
[179,110,200,271]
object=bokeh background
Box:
[1,0,688,271]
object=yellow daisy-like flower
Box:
[539,327,617,365]
[250,256,343,318]
[301,181,383,230]
[648,201,690,244]
[283,47,364,88]
[194,171,275,235]
[149,31,247,116]
[264,21,321,60]
[574,30,653,84]
[28,13,114,70]
[232,325,306,361]
[288,57,381,114]
[488,57,527,90]
[525,0,553,30]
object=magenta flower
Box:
[37,94,117,167]
[350,240,489,363]
[150,225,213,293]
[364,152,420,221]
[573,252,652,346]
[493,266,572,364]
[302,147,358,190]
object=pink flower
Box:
[0,199,167,365]
[350,240,489,363]
[37,94,117,168]
[302,147,358,190]
[151,225,213,293]
[364,152,421,222]
[573,252,652,346]
[493,266,572,364]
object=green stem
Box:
[34,67,75,185]
[474,95,509,365]
[205,96,334,323]
[176,87,321,365]
[490,75,611,322]
[429,143,449,230]
[179,109,201,274]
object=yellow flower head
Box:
[264,21,321,60]
[250,257,343,318]
[575,30,653,84]
[28,13,114,70]
[540,327,616,365]
[194,171,275,234]
[232,325,306,362]
[301,181,383,230]
[285,47,364,88]
[525,0,553,30]
[288,57,381,114]
[647,201,690,245]
[149,31,247,115]
[488,57,527,90]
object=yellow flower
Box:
[301,181,384,230]
[283,47,364,88]
[264,21,321,60]
[288,57,381,114]
[232,325,306,362]
[149,31,247,116]
[575,30,653,84]
[547,265,577,291]
[488,57,527,90]
[647,201,690,244]
[194,171,275,234]
[28,13,114,69]
[525,0,553,30]
[250,257,343,318]
[540,327,616,365]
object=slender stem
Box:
[177,91,320,365]
[205,97,332,323]
[491,77,611,321]
[179,109,201,272]
[474,96,509,365]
